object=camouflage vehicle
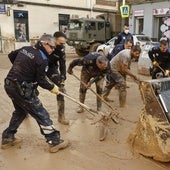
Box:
[66,14,121,57]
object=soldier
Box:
[47,31,69,125]
[148,40,170,79]
[114,24,133,46]
[67,53,109,113]
[1,34,69,153]
[103,45,141,107]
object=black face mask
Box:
[56,44,64,50]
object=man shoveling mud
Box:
[103,45,141,107]
[67,52,109,113]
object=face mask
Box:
[56,44,64,50]
[124,30,129,34]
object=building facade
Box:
[0,0,119,53]
[129,1,170,41]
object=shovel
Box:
[59,91,110,141]
[72,73,119,124]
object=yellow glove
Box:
[164,70,170,77]
[50,85,60,95]
[153,61,159,66]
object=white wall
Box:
[0,1,109,38]
[0,0,118,52]
[19,0,89,8]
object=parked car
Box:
[96,34,153,56]
[96,37,116,56]
[133,34,153,50]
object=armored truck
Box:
[66,14,121,56]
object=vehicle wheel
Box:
[75,48,89,57]
[89,43,102,53]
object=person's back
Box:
[110,49,131,72]
[7,46,45,83]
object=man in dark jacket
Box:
[148,40,170,79]
[1,34,69,153]
[114,24,133,46]
[47,31,69,125]
[67,52,109,113]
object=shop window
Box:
[14,10,29,42]
[135,17,143,34]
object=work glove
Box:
[60,81,65,86]
[50,85,60,95]
[152,61,159,67]
[164,70,170,77]
[67,67,73,74]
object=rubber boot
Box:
[103,87,114,102]
[77,92,86,113]
[119,91,127,107]
[58,101,69,125]
[97,96,102,111]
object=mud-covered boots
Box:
[77,91,85,113]
[119,91,127,107]
[103,86,112,102]
[1,137,22,149]
[58,101,69,125]
[49,139,69,153]
[97,97,102,111]
[77,106,84,113]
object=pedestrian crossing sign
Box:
[120,5,130,18]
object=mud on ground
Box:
[0,53,170,170]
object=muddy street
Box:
[0,53,170,170]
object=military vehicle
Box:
[66,14,121,56]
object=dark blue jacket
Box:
[114,32,133,46]
[7,46,54,90]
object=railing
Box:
[0,36,15,54]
